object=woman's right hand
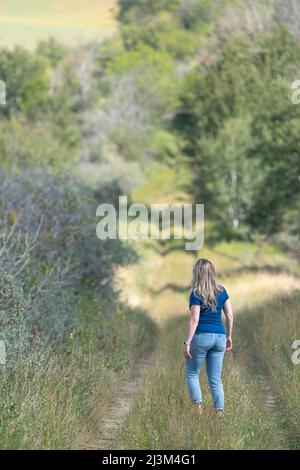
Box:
[226,336,233,351]
[184,344,192,359]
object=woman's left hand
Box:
[184,345,192,359]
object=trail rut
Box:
[91,350,155,450]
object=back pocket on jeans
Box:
[218,335,226,350]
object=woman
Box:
[184,258,233,413]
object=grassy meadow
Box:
[0,0,118,50]
[113,220,300,449]
[0,292,158,449]
[113,161,300,449]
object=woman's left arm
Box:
[184,305,200,359]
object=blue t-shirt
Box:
[189,286,229,335]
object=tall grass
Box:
[113,217,300,449]
[113,314,282,450]
[237,291,300,449]
[0,293,158,449]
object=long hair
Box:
[190,258,222,310]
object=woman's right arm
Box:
[184,305,200,359]
[223,299,233,351]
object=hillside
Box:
[0,0,118,50]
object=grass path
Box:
[93,166,300,449]
[105,235,300,449]
[235,292,300,449]
[87,350,156,450]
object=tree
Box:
[0,47,49,119]
[174,26,300,237]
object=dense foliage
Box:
[112,0,300,241]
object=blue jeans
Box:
[185,333,226,409]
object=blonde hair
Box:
[190,258,222,310]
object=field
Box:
[108,166,300,450]
[0,0,118,50]
[113,238,300,449]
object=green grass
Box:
[113,313,283,450]
[0,0,117,50]
[237,291,300,449]
[131,161,192,205]
[112,281,300,449]
[113,226,300,449]
[202,241,300,277]
[0,292,158,449]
